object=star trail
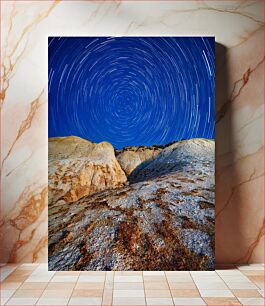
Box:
[48,37,215,149]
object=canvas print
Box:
[48,37,215,271]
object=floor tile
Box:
[215,264,236,269]
[146,297,174,305]
[199,289,234,297]
[104,281,114,290]
[0,273,12,283]
[102,289,112,306]
[105,273,114,289]
[258,290,264,297]
[113,289,145,297]
[30,269,54,276]
[112,296,146,305]
[232,289,262,298]
[80,271,106,275]
[219,275,251,282]
[50,275,78,282]
[45,282,76,290]
[36,298,69,305]
[19,264,39,270]
[0,289,15,298]
[167,276,193,283]
[114,275,143,282]
[191,273,217,280]
[173,297,206,305]
[11,269,34,276]
[78,275,105,282]
[71,289,103,297]
[203,297,241,305]
[0,267,19,282]
[241,270,264,276]
[19,282,48,290]
[168,282,197,289]
[143,271,165,276]
[115,271,142,276]
[114,282,144,290]
[165,271,190,276]
[3,275,28,283]
[25,276,54,283]
[1,263,264,305]
[54,271,80,275]
[12,289,43,298]
[0,290,15,305]
[68,297,102,305]
[105,271,114,279]
[145,290,171,298]
[170,289,200,297]
[0,282,22,290]
[38,264,49,269]
[29,270,54,275]
[75,282,104,290]
[191,271,216,276]
[195,281,228,290]
[238,297,265,305]
[1,297,10,305]
[192,275,223,280]
[144,276,167,282]
[40,289,72,298]
[226,282,258,289]
[237,264,264,271]
[216,269,245,276]
[247,275,264,282]
[6,297,38,305]
[144,282,169,290]
[255,282,264,290]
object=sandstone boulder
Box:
[48,136,127,205]
[116,146,162,176]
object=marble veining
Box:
[0,0,264,263]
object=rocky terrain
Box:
[48,137,215,271]
[115,145,162,176]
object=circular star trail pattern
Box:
[48,37,214,149]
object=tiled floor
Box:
[0,264,264,305]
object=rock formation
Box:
[115,145,162,176]
[48,137,215,271]
[48,136,127,205]
[129,138,214,183]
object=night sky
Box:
[48,37,215,149]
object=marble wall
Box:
[1,0,264,264]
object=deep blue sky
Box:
[48,37,215,149]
